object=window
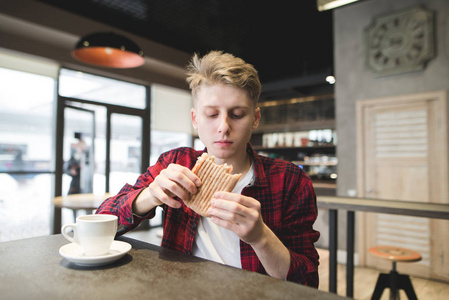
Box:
[59,69,146,109]
[0,67,56,241]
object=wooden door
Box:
[357,91,449,281]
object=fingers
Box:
[164,163,201,194]
[148,164,201,208]
[209,192,260,224]
[148,181,181,209]
[208,192,264,244]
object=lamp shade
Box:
[317,0,359,11]
[72,32,145,68]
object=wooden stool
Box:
[369,246,421,300]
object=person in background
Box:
[65,132,92,195]
[97,51,320,287]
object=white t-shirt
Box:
[192,163,255,268]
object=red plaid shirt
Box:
[97,145,320,287]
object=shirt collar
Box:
[246,144,268,188]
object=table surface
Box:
[0,235,348,300]
[317,196,449,219]
[53,193,110,210]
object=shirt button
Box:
[126,217,132,223]
[192,223,197,229]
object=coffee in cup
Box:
[61,214,118,256]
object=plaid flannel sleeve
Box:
[283,171,320,287]
[96,150,172,234]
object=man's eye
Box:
[231,114,243,119]
[207,114,218,118]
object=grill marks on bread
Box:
[184,153,241,217]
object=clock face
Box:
[365,6,435,77]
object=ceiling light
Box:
[317,0,359,11]
[72,32,145,68]
[326,75,336,84]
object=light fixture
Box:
[72,32,145,68]
[317,0,359,11]
[326,75,336,84]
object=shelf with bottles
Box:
[251,129,337,191]
[253,144,335,153]
[293,151,337,181]
[292,160,338,166]
[251,129,336,155]
[256,94,335,132]
[297,154,338,177]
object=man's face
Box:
[191,83,260,163]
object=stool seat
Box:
[369,246,422,263]
[369,246,421,300]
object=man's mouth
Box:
[215,140,232,146]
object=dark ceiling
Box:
[37,0,334,100]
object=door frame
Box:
[53,88,151,233]
[356,90,448,279]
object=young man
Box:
[97,51,320,287]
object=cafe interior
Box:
[1,0,448,299]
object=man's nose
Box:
[217,115,230,134]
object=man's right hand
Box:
[132,164,201,215]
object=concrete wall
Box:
[335,0,449,197]
[316,0,449,252]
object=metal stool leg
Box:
[371,273,389,300]
[388,270,400,300]
[398,274,418,300]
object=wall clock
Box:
[364,6,435,77]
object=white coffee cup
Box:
[62,214,118,256]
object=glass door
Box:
[109,113,142,195]
[63,106,95,196]
[54,69,149,233]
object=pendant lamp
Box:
[72,32,145,68]
[317,0,359,11]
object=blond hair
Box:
[186,51,261,106]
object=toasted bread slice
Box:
[184,153,241,217]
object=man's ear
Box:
[252,107,261,130]
[191,108,198,130]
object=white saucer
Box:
[59,240,132,267]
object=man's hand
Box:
[208,192,264,245]
[208,191,291,280]
[133,164,200,215]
